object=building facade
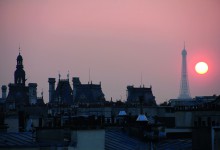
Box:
[48,77,105,105]
[127,85,156,106]
[48,77,73,105]
[73,77,105,104]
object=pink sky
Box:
[0,0,220,103]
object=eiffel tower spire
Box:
[178,44,191,99]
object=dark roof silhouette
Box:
[73,78,105,103]
[127,85,156,106]
[54,79,73,104]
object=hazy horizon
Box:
[1,0,220,104]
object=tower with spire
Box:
[178,43,191,99]
[14,46,26,86]
[5,46,44,110]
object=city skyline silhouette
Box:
[0,1,220,103]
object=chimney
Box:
[48,78,56,103]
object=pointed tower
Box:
[14,46,26,86]
[178,44,191,99]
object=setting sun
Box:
[195,62,208,74]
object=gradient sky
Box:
[0,0,220,104]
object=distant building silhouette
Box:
[48,77,73,105]
[0,85,7,103]
[178,44,191,99]
[48,77,105,105]
[126,85,156,106]
[72,77,105,104]
[5,48,44,110]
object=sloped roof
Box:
[118,111,127,116]
[105,129,147,150]
[73,83,105,103]
[136,114,148,122]
[55,79,73,104]
[0,132,37,148]
[105,128,192,150]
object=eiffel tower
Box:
[178,44,192,99]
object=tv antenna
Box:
[141,72,143,86]
[89,68,91,83]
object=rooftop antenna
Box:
[18,44,21,54]
[89,68,91,83]
[141,72,143,87]
[58,71,61,81]
[67,70,69,80]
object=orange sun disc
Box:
[195,62,208,74]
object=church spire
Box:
[14,46,26,86]
[19,44,21,55]
[16,46,23,67]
